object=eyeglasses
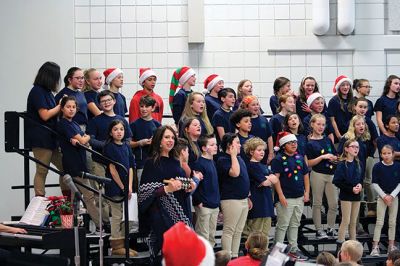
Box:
[360,85,372,89]
[348,145,359,149]
[287,140,297,145]
[73,76,84,80]
[100,98,113,104]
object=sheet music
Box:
[19,196,50,226]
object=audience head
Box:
[339,240,363,264]
[316,251,336,266]
[215,250,231,266]
[387,249,400,266]
[245,232,269,261]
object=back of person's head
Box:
[175,138,189,155]
[340,240,363,263]
[246,232,268,261]
[394,258,400,266]
[335,262,356,266]
[316,251,336,266]
[388,250,400,266]
[34,61,61,92]
[215,250,231,266]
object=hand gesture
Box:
[163,178,182,193]
[248,198,253,210]
[384,194,393,206]
[193,170,203,181]
[185,181,197,193]
[10,227,27,234]
[301,103,311,113]
[70,138,80,146]
[229,144,238,157]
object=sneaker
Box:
[370,246,380,257]
[316,230,328,239]
[388,245,398,254]
[327,228,338,238]
[289,250,308,261]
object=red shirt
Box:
[129,89,164,123]
[227,255,261,266]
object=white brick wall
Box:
[74,0,400,115]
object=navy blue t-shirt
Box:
[270,113,285,143]
[238,133,253,163]
[212,108,235,144]
[84,90,100,121]
[377,134,400,160]
[271,152,307,198]
[104,141,135,197]
[250,115,273,164]
[111,91,128,117]
[172,89,192,125]
[333,160,363,201]
[365,116,378,157]
[192,156,220,209]
[295,133,307,156]
[205,94,222,122]
[303,112,334,137]
[55,87,88,125]
[269,95,279,115]
[130,118,161,169]
[372,161,400,194]
[57,118,87,177]
[26,85,59,150]
[178,115,209,137]
[306,137,337,175]
[354,96,374,119]
[247,161,274,218]
[374,95,398,127]
[217,153,250,200]
[327,95,353,138]
[337,137,367,178]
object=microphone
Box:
[80,171,112,184]
[63,174,82,200]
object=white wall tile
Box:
[229,37,245,52]
[245,67,260,82]
[243,5,259,20]
[91,23,106,38]
[76,54,91,68]
[304,3,312,19]
[106,0,121,6]
[275,20,290,35]
[229,52,244,67]
[337,67,353,77]
[76,39,90,53]
[214,52,230,67]
[305,66,321,81]
[167,37,188,52]
[122,38,137,53]
[167,6,186,22]
[106,38,122,53]
[244,37,260,51]
[203,37,229,52]
[244,20,259,36]
[152,53,168,68]
[137,6,152,22]
[106,23,121,37]
[198,53,214,67]
[321,66,338,82]
[386,51,400,66]
[152,6,167,22]
[290,52,306,66]
[122,53,137,68]
[121,0,136,5]
[76,23,91,38]
[244,52,260,67]
[75,0,89,6]
[354,50,385,66]
[187,51,199,67]
[228,6,243,20]
[289,4,305,19]
[306,52,322,66]
[260,67,277,83]
[137,38,153,52]
[230,21,244,36]
[229,68,245,81]
[274,5,289,20]
[137,22,152,37]
[168,53,184,67]
[152,22,167,37]
[204,5,228,20]
[91,38,106,53]
[106,6,121,22]
[137,53,153,67]
[354,66,386,81]
[356,3,384,19]
[91,0,106,6]
[275,67,291,78]
[152,38,167,52]
[355,19,384,35]
[152,0,167,4]
[276,52,290,67]
[168,22,187,37]
[387,66,400,76]
[260,20,275,36]
[321,52,337,67]
[75,7,90,23]
[290,20,305,35]
[106,53,122,67]
[91,53,106,68]
[121,23,136,37]
[91,7,106,23]
[260,52,275,67]
[259,5,274,19]
[121,6,136,22]
[291,66,307,82]
[337,52,353,66]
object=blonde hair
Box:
[181,92,213,135]
[245,232,268,261]
[243,137,266,157]
[343,115,370,141]
[309,113,326,137]
[277,94,294,112]
[83,68,98,92]
[237,79,251,101]
[340,240,363,263]
[316,252,336,266]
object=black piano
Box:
[0,224,87,266]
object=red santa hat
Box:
[162,222,215,266]
[332,75,352,94]
[169,66,196,110]
[139,67,157,85]
[204,74,224,93]
[306,92,323,107]
[274,131,297,151]
[103,68,123,86]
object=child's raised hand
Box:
[267,174,279,185]
[70,138,80,146]
[301,103,311,113]
[193,170,203,181]
[229,144,238,157]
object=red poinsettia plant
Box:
[46,196,73,226]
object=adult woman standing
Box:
[26,61,68,196]
[138,125,196,265]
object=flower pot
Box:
[61,214,73,228]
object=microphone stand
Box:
[98,182,104,266]
[73,192,81,266]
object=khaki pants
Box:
[220,199,249,257]
[242,217,272,247]
[194,205,219,247]
[32,147,67,196]
[310,171,338,230]
[274,197,304,252]
[373,197,398,241]
[90,161,110,223]
[107,198,124,239]
[74,176,100,228]
[364,157,377,210]
[338,200,360,242]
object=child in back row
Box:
[212,88,236,145]
[192,135,220,247]
[282,112,307,156]
[103,68,128,118]
[230,109,253,162]
[333,139,363,245]
[271,131,310,261]
[129,95,161,186]
[370,145,400,256]
[242,137,278,246]
[270,94,296,143]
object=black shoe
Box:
[289,250,308,261]
[327,228,338,238]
